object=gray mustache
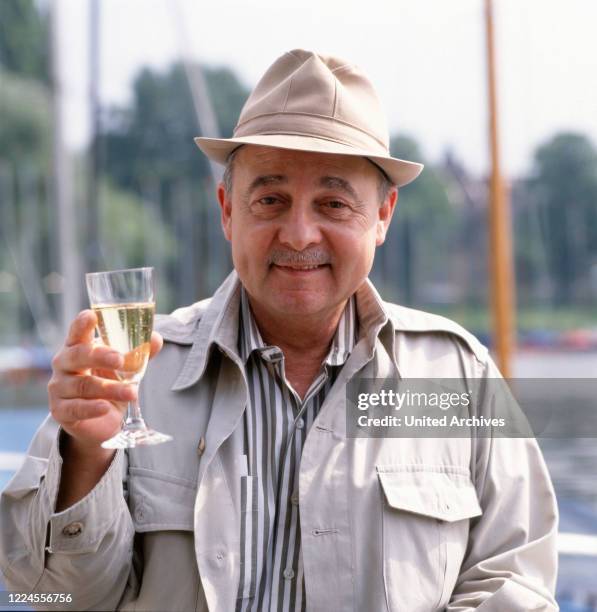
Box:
[268,249,331,266]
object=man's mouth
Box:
[273,263,329,271]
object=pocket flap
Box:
[377,467,482,523]
[129,467,196,531]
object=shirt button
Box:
[291,492,299,506]
[296,418,305,430]
[283,568,295,580]
[62,522,84,537]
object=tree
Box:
[101,62,250,299]
[526,132,597,305]
[0,0,49,83]
[103,62,249,192]
[0,0,51,166]
[0,1,54,344]
[374,135,457,305]
[0,69,51,166]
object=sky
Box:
[56,0,597,178]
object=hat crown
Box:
[234,49,390,154]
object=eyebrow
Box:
[243,173,361,202]
[245,174,288,198]
[319,176,360,201]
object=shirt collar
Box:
[238,285,358,367]
[170,269,396,391]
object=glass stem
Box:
[124,384,145,429]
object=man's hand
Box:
[49,309,163,510]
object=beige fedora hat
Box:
[194,49,423,187]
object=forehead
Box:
[233,145,377,180]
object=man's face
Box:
[217,145,397,321]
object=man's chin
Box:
[271,296,327,318]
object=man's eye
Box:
[325,201,348,210]
[258,197,280,206]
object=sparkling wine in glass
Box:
[85,267,172,448]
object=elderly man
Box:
[1,50,557,611]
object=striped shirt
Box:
[235,286,358,611]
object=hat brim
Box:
[194,134,423,188]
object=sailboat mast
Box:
[485,0,516,377]
[51,0,81,335]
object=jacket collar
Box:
[165,269,397,391]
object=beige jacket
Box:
[0,271,558,611]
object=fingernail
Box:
[107,352,123,368]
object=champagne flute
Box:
[85,267,172,448]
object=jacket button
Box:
[283,568,295,580]
[135,507,145,523]
[296,418,305,430]
[62,522,84,537]
[290,492,299,506]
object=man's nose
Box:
[277,206,322,251]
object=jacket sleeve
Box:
[0,414,136,610]
[447,356,559,611]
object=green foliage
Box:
[98,180,177,309]
[377,135,458,304]
[101,61,249,300]
[99,180,175,265]
[203,66,250,138]
[0,0,49,82]
[0,0,51,192]
[525,132,597,305]
[103,62,249,191]
[433,304,597,334]
[0,69,51,166]
[391,135,455,228]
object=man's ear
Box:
[217,182,232,242]
[376,187,398,246]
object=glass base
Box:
[101,425,173,449]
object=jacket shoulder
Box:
[154,298,212,344]
[384,302,488,364]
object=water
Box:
[514,351,597,514]
[0,473,12,491]
[0,407,48,452]
[0,407,47,491]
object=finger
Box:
[54,374,137,402]
[149,331,163,359]
[51,398,117,423]
[65,310,98,348]
[90,367,120,381]
[53,343,124,374]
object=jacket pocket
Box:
[129,467,196,531]
[376,465,482,612]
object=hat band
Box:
[233,112,389,155]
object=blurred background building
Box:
[1,1,596,609]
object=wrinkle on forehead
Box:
[239,145,373,174]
